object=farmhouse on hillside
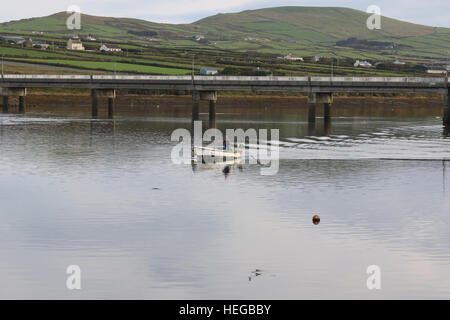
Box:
[425,66,448,75]
[100,44,122,52]
[393,60,406,65]
[25,38,49,49]
[277,54,304,62]
[354,60,373,68]
[66,37,85,51]
[193,35,205,42]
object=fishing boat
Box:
[194,146,242,159]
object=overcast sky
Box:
[0,0,449,28]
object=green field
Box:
[6,57,192,74]
[0,6,448,76]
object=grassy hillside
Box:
[0,6,448,76]
[194,7,434,40]
[0,12,190,43]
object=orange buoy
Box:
[312,215,321,225]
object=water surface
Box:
[0,98,449,299]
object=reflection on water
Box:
[0,97,449,299]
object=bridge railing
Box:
[91,75,192,80]
[310,76,445,83]
[89,75,311,81]
[2,74,91,79]
[192,76,310,81]
[0,75,447,85]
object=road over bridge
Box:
[1,75,449,124]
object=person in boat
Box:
[223,165,231,175]
[223,136,231,151]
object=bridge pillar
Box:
[324,103,331,122]
[108,98,115,118]
[308,121,316,136]
[209,100,216,121]
[91,89,116,118]
[323,102,332,135]
[2,96,8,113]
[308,92,333,124]
[444,90,450,126]
[18,96,26,113]
[2,88,26,113]
[192,92,200,121]
[308,104,316,123]
[192,91,217,121]
[91,90,98,118]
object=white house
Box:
[354,60,372,68]
[282,54,303,61]
[100,44,122,52]
[67,37,85,51]
[426,67,447,75]
[393,60,406,65]
[200,68,218,75]
[27,39,49,49]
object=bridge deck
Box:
[1,75,448,94]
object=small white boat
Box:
[194,146,242,159]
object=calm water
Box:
[0,97,449,299]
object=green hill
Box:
[0,12,191,40]
[0,6,449,60]
[194,7,434,40]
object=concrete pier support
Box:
[108,98,115,118]
[445,107,450,126]
[323,102,332,135]
[444,91,450,126]
[308,121,316,136]
[208,100,216,128]
[324,103,331,122]
[91,91,98,118]
[192,90,217,121]
[308,104,316,123]
[308,92,333,124]
[192,95,200,121]
[2,96,8,112]
[91,89,116,118]
[18,96,26,113]
[2,88,26,113]
[209,100,216,121]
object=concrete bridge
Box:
[1,75,449,125]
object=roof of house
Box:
[103,44,120,49]
[29,39,47,45]
[0,35,25,41]
[69,38,82,44]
